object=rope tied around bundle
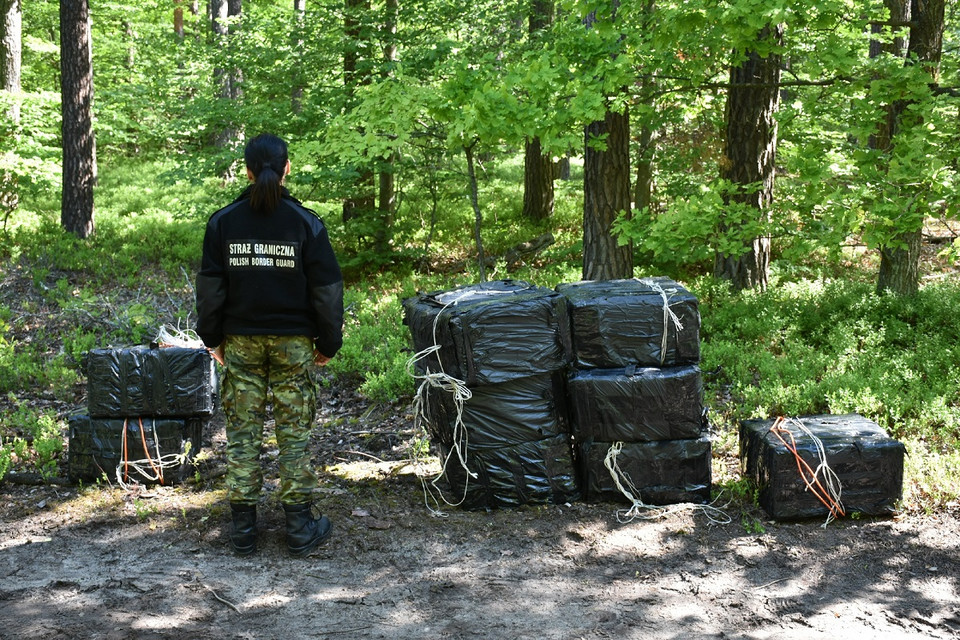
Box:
[116,416,191,491]
[642,278,684,366]
[768,416,845,527]
[603,441,731,525]
[406,289,505,516]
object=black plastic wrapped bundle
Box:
[67,414,203,484]
[437,434,579,510]
[86,346,218,418]
[577,436,712,505]
[568,365,704,442]
[421,372,569,451]
[555,277,700,368]
[402,280,572,387]
[739,414,905,520]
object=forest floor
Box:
[1,388,959,640]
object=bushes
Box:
[698,277,960,448]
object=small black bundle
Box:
[68,415,203,485]
[568,365,704,442]
[402,279,572,386]
[555,277,700,369]
[576,436,712,505]
[86,345,218,418]
[69,342,217,485]
[437,434,579,510]
[739,414,906,520]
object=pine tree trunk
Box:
[60,0,96,239]
[582,107,633,281]
[876,0,944,295]
[714,24,782,292]
[522,137,554,221]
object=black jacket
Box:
[195,186,344,357]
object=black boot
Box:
[283,503,332,557]
[230,503,258,556]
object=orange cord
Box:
[768,416,845,519]
[136,417,165,485]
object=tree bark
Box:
[465,144,487,282]
[373,0,397,256]
[60,0,96,239]
[211,0,242,167]
[582,106,633,281]
[1,0,21,113]
[522,136,554,222]
[522,0,554,221]
[713,24,783,292]
[342,0,374,223]
[876,0,944,296]
[1,0,21,217]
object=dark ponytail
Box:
[244,133,289,214]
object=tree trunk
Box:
[342,0,374,224]
[633,125,655,215]
[211,0,242,168]
[1,0,21,218]
[582,106,633,281]
[1,0,21,118]
[522,137,554,221]
[291,0,305,113]
[713,24,783,292]
[372,0,397,256]
[876,0,944,295]
[60,0,96,239]
[174,0,184,41]
[465,144,487,282]
[521,0,554,222]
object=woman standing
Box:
[196,133,344,556]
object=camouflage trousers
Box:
[222,335,318,506]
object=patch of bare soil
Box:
[2,389,959,640]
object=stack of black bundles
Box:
[68,344,217,485]
[739,414,906,520]
[557,278,711,505]
[403,280,579,509]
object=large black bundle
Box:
[402,280,572,386]
[568,365,704,442]
[68,414,203,485]
[739,414,905,520]
[577,436,712,505]
[555,277,700,368]
[86,345,218,418]
[437,434,579,510]
[421,372,569,451]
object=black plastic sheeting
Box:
[86,346,218,418]
[68,414,203,484]
[402,280,572,386]
[739,414,906,520]
[421,372,570,451]
[437,433,579,510]
[555,277,700,368]
[577,436,712,505]
[568,365,704,442]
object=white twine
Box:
[155,325,205,349]
[406,289,486,517]
[641,278,684,366]
[780,416,845,528]
[603,441,731,525]
[116,418,191,492]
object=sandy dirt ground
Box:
[1,394,959,640]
